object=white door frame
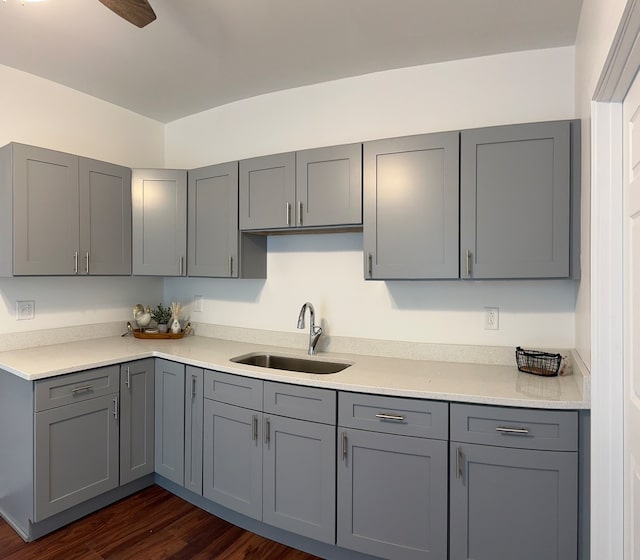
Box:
[592,1,640,558]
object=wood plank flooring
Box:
[0,485,322,559]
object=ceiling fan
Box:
[98,0,156,28]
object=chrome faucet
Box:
[297,302,323,355]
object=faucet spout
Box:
[297,302,323,355]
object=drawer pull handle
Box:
[375,412,406,422]
[113,396,119,420]
[342,431,348,461]
[495,426,530,435]
[252,415,258,442]
[125,367,131,388]
[71,385,94,394]
[456,447,463,479]
[264,417,271,445]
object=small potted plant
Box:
[151,303,172,333]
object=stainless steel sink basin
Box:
[230,352,352,374]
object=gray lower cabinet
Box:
[34,390,120,521]
[0,143,132,277]
[184,366,204,495]
[239,144,362,232]
[363,132,460,280]
[337,393,449,560]
[449,404,579,560]
[460,120,574,279]
[132,168,187,276]
[188,162,266,278]
[120,359,155,485]
[154,359,185,485]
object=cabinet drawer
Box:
[338,392,448,440]
[34,366,120,412]
[264,382,336,424]
[204,370,263,410]
[450,403,578,451]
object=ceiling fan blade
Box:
[98,0,156,28]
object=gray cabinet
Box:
[0,143,131,276]
[120,359,155,485]
[184,366,204,495]
[202,372,337,544]
[239,144,362,231]
[363,132,460,279]
[337,393,449,560]
[154,359,185,485]
[34,367,121,521]
[132,169,187,276]
[450,404,579,560]
[460,121,573,279]
[188,162,266,278]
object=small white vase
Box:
[170,318,181,334]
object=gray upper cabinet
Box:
[460,121,572,279]
[363,132,460,279]
[239,144,362,231]
[449,404,578,560]
[0,143,131,276]
[240,153,295,230]
[132,169,187,276]
[79,158,132,276]
[188,162,266,278]
[295,144,362,228]
[120,359,155,486]
[154,359,185,485]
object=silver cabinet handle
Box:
[375,412,406,422]
[113,396,119,420]
[456,446,463,479]
[298,201,303,226]
[179,256,184,276]
[495,426,530,435]
[264,417,271,444]
[466,250,472,277]
[71,384,94,394]
[285,202,291,226]
[85,252,90,274]
[73,251,79,274]
[252,414,258,442]
[191,375,197,399]
[367,253,373,277]
[125,366,131,388]
[229,255,233,277]
[341,431,347,461]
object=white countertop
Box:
[0,334,589,409]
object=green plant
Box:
[151,303,172,325]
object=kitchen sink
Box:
[230,352,352,374]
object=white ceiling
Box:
[0,0,583,123]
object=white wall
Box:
[165,48,578,348]
[573,0,628,370]
[0,64,165,335]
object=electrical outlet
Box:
[484,307,499,330]
[16,300,35,320]
[194,295,203,313]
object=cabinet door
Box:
[185,366,204,495]
[337,429,448,560]
[295,144,362,227]
[239,153,295,230]
[12,144,80,275]
[202,400,262,520]
[363,132,459,279]
[154,359,185,485]
[460,121,571,279]
[34,394,119,521]
[450,442,578,560]
[79,158,132,276]
[188,162,239,277]
[132,169,187,276]
[120,359,154,485]
[263,415,336,544]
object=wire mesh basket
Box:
[515,346,562,377]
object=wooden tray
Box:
[133,329,186,340]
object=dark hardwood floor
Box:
[0,486,322,559]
